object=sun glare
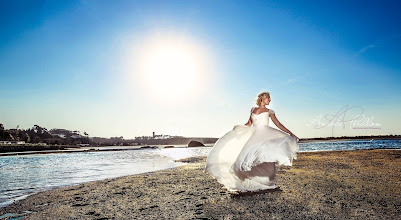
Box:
[130,34,211,104]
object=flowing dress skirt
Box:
[204,124,299,192]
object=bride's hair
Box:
[255,91,270,106]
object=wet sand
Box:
[1,149,400,219]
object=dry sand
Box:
[1,149,400,219]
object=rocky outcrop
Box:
[188,141,204,147]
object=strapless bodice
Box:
[251,112,270,127]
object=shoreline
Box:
[1,149,400,219]
[0,144,215,157]
[0,138,400,157]
[1,138,400,157]
[298,137,401,143]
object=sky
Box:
[0,0,400,139]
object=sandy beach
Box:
[1,149,400,219]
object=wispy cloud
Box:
[354,42,379,56]
[355,33,401,56]
[358,44,375,54]
[281,78,297,85]
[287,78,297,84]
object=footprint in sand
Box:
[174,190,185,195]
[71,203,89,207]
[85,211,100,217]
[74,197,83,201]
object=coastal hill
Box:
[0,124,217,153]
[0,124,217,146]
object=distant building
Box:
[0,141,26,144]
[135,132,179,140]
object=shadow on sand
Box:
[229,186,283,197]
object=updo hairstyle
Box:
[255,91,270,106]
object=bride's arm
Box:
[271,114,299,140]
[245,108,254,126]
[244,115,252,126]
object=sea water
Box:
[0,139,400,208]
[0,147,210,207]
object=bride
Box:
[204,91,299,194]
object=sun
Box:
[130,34,210,104]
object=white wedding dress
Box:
[204,108,299,192]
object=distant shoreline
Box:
[1,137,400,156]
[0,144,214,156]
[299,136,401,143]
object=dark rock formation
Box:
[140,146,158,149]
[188,141,204,147]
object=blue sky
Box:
[1,0,400,139]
